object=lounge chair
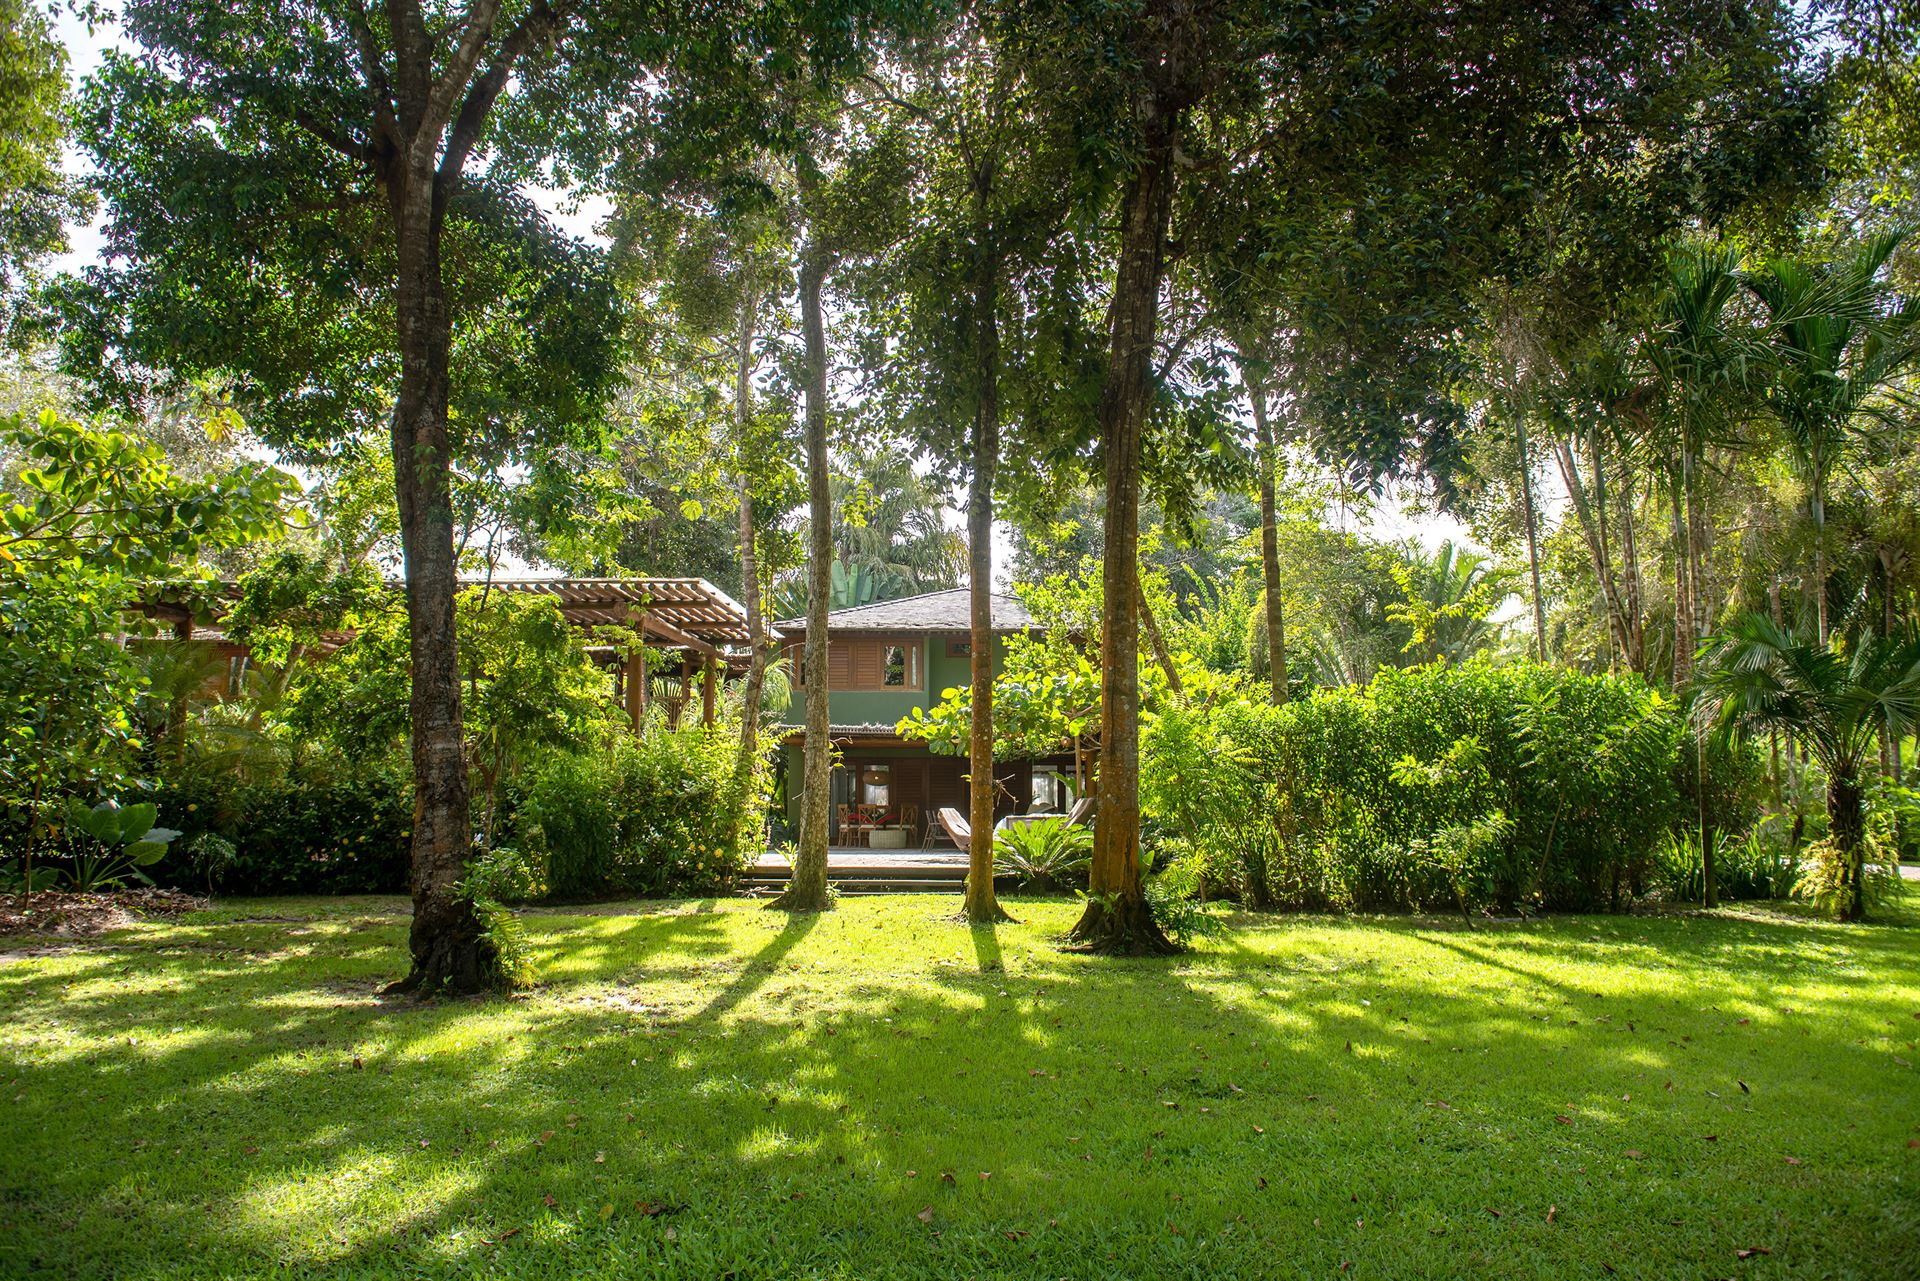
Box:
[1064,796,1095,827]
[936,807,972,854]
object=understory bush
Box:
[150,751,413,894]
[514,724,766,899]
[1651,821,1801,903]
[1193,660,1686,915]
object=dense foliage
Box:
[515,725,771,900]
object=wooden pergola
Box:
[480,578,752,729]
[135,575,753,731]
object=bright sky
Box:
[46,6,1476,589]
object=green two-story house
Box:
[772,588,1074,847]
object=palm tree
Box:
[1745,232,1918,645]
[828,446,967,597]
[1638,242,1767,688]
[1695,614,1920,921]
[1386,540,1516,666]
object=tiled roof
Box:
[775,586,1032,634]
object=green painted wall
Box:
[773,629,1012,835]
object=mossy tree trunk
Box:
[1069,7,1195,955]
[772,238,835,913]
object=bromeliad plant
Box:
[1695,615,1920,920]
[992,818,1093,893]
[61,800,181,893]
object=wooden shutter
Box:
[828,641,854,689]
[851,639,883,689]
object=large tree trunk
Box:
[964,179,1011,924]
[1069,45,1185,955]
[387,195,494,995]
[772,241,834,912]
[1251,378,1289,703]
[729,295,768,847]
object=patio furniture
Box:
[923,809,956,849]
[993,811,1065,832]
[1064,796,1095,827]
[868,826,909,850]
[935,807,972,854]
[836,803,868,847]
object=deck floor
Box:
[755,846,968,871]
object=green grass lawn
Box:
[3,894,1918,1280]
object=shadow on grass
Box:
[3,894,1918,1279]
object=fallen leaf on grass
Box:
[1736,1246,1771,1259]
[1555,1115,1573,1125]
[1257,1177,1268,1189]
[1003,1229,1029,1241]
[1783,1156,1803,1165]
[1625,1149,1644,1159]
[542,1194,557,1208]
[905,1169,918,1178]
[595,1151,606,1164]
[1738,1080,1750,1094]
[940,1172,956,1184]
[1547,1205,1558,1223]
[482,1228,520,1245]
[1484,1207,1503,1218]
[916,1206,934,1224]
[978,1171,991,1181]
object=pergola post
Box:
[701,653,718,727]
[625,603,649,731]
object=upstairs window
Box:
[794,637,919,689]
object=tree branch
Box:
[292,109,376,165]
[422,0,509,138]
[346,0,401,155]
[433,0,577,218]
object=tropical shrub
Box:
[1220,660,1684,915]
[57,799,179,891]
[992,817,1092,891]
[515,724,767,899]
[1653,821,1800,904]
